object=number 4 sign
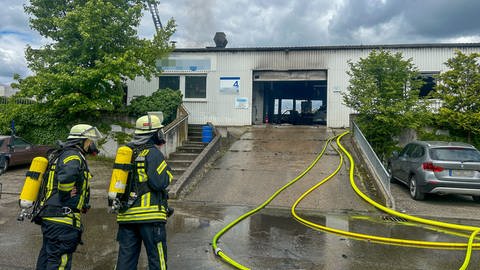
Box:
[220,77,240,94]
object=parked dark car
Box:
[0,135,51,173]
[387,141,480,201]
[279,110,300,124]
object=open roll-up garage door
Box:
[252,70,327,125]
[253,70,327,81]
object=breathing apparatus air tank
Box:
[19,156,48,209]
[108,146,133,201]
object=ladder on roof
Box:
[148,1,163,31]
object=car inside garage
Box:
[251,70,327,125]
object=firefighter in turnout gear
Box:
[114,114,173,270]
[34,124,102,270]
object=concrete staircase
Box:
[167,125,207,183]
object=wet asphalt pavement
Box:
[2,125,480,269]
[3,199,480,270]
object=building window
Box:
[185,76,206,98]
[159,75,180,91]
[419,72,438,97]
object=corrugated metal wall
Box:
[126,76,159,103]
[128,45,480,127]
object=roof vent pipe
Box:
[214,32,228,48]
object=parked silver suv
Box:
[387,141,480,201]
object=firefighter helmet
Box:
[134,115,164,134]
[68,124,103,140]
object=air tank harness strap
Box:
[41,206,81,228]
[123,144,151,205]
[113,163,134,171]
[125,181,152,208]
[25,171,41,180]
[41,206,78,216]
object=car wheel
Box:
[409,175,425,200]
[0,158,8,174]
[472,196,480,203]
[387,164,396,183]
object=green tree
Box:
[431,51,480,142]
[343,50,426,160]
[12,0,175,124]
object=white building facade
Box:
[126,43,480,128]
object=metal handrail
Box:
[161,104,189,158]
[351,121,393,203]
[164,104,189,133]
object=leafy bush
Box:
[0,97,111,145]
[0,102,68,144]
[128,88,183,125]
[113,131,133,146]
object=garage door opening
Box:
[252,70,327,125]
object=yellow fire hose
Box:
[211,135,338,270]
[291,131,480,269]
[212,131,480,269]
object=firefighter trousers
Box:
[36,221,82,270]
[116,222,167,270]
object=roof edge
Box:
[173,43,480,53]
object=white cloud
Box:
[0,34,31,84]
[440,35,480,44]
[1,0,480,84]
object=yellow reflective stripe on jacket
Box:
[76,171,90,209]
[136,149,149,182]
[58,181,75,192]
[167,171,173,183]
[117,205,167,222]
[141,192,151,207]
[156,160,167,174]
[119,205,165,214]
[45,165,56,200]
[117,212,167,222]
[43,213,81,228]
[63,155,81,164]
[137,162,147,182]
[77,179,85,210]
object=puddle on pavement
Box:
[1,200,480,269]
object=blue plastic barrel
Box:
[202,125,213,143]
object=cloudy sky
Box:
[1,0,480,84]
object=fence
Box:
[351,120,393,206]
[0,97,36,105]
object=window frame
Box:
[159,75,181,91]
[184,75,207,99]
[159,73,208,101]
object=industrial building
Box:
[126,38,480,128]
